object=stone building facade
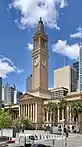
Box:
[19,18,51,129]
[15,18,82,132]
[44,91,82,132]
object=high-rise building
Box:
[26,74,32,92]
[73,61,79,80]
[14,90,23,104]
[17,91,23,103]
[54,65,76,92]
[73,61,79,90]
[2,83,23,105]
[4,84,13,104]
[2,85,4,102]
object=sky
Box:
[0,0,82,92]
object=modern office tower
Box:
[2,85,4,102]
[14,90,23,104]
[14,90,17,104]
[2,84,14,104]
[0,77,2,102]
[73,61,79,80]
[26,74,32,92]
[73,61,79,90]
[0,77,2,86]
[4,84,12,104]
[51,87,68,99]
[2,83,22,105]
[54,65,76,92]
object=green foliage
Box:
[0,109,12,128]
[47,102,57,125]
[47,102,57,113]
[12,117,34,130]
[70,100,82,117]
[58,98,67,109]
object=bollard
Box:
[65,136,67,147]
[52,139,55,147]
[40,135,41,139]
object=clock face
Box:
[42,60,46,67]
[34,57,39,67]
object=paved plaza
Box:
[34,133,82,147]
[7,132,82,147]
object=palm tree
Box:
[70,100,82,132]
[58,98,66,109]
[47,102,57,126]
[58,98,67,121]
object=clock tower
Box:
[32,18,48,94]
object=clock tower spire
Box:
[32,18,48,95]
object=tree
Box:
[58,98,67,121]
[0,109,12,129]
[47,102,57,126]
[70,100,82,132]
[0,109,12,136]
[58,98,67,109]
[12,117,34,130]
[70,100,82,119]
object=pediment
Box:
[19,92,36,101]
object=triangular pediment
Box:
[19,92,35,101]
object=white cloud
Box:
[27,43,33,50]
[70,26,82,38]
[0,55,23,78]
[9,0,68,30]
[52,40,80,60]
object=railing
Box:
[15,133,65,145]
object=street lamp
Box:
[60,119,65,147]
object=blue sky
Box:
[0,0,82,92]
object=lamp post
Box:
[60,119,65,147]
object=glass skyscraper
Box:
[26,74,32,92]
[73,61,79,90]
[73,61,79,80]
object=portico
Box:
[19,93,45,129]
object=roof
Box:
[19,92,50,101]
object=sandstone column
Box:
[35,103,37,123]
[24,105,25,116]
[31,104,32,120]
[69,106,72,123]
[21,105,23,117]
[62,108,64,120]
[19,105,20,117]
[26,105,27,117]
[28,104,29,118]
[33,104,35,122]
[47,110,48,122]
[67,106,69,123]
[50,112,52,124]
[58,108,60,123]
